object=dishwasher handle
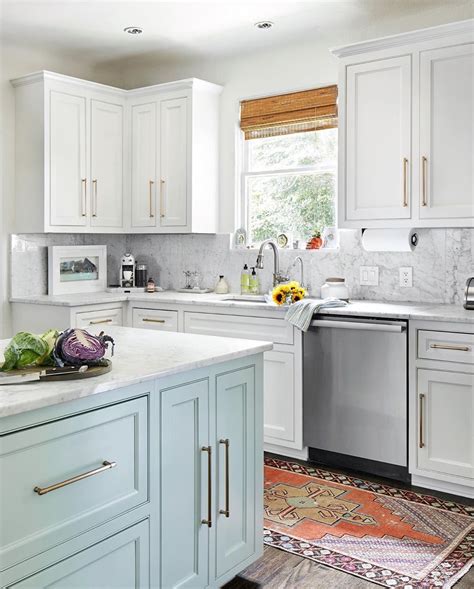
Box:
[310,319,405,333]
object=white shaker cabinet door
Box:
[159,96,188,228]
[417,369,474,479]
[90,99,124,228]
[131,102,157,227]
[49,90,87,227]
[345,56,412,221]
[263,350,296,446]
[419,43,474,220]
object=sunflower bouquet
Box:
[271,281,307,306]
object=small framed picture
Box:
[48,245,107,295]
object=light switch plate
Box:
[399,267,413,287]
[360,266,379,286]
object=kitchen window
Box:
[240,86,338,245]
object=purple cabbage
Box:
[53,329,115,367]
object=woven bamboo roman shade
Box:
[240,85,338,139]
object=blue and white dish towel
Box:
[285,298,348,332]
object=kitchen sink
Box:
[222,295,269,304]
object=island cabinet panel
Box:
[214,367,256,582]
[160,378,210,589]
[0,396,148,571]
[8,520,149,589]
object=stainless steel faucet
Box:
[256,239,289,287]
[288,256,307,291]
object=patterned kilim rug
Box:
[264,457,474,588]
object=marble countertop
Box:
[10,291,474,324]
[0,326,272,418]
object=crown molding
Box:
[331,19,474,58]
[10,70,127,95]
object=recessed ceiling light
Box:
[255,21,274,30]
[123,26,143,35]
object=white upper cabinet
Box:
[49,91,88,227]
[345,56,412,221]
[334,19,474,228]
[419,44,474,221]
[11,72,222,234]
[90,99,124,228]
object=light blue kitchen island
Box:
[0,327,271,589]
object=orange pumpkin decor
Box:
[306,232,323,250]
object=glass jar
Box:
[320,277,349,301]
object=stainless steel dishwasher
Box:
[303,315,409,481]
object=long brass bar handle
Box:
[201,446,212,528]
[142,318,165,324]
[34,460,117,496]
[89,318,113,325]
[149,180,155,218]
[92,179,98,217]
[430,343,470,352]
[419,394,425,449]
[160,179,165,218]
[81,178,87,217]
[219,438,230,518]
[421,156,428,207]
[402,158,409,207]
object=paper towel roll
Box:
[361,228,418,252]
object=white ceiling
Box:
[0,0,462,63]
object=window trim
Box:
[239,132,337,245]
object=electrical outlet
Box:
[360,266,379,286]
[399,267,413,288]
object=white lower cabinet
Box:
[159,365,259,589]
[417,369,474,479]
[9,520,150,589]
[263,350,295,444]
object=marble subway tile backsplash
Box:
[10,229,473,304]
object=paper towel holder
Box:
[360,228,419,248]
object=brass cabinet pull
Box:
[430,343,470,352]
[421,156,428,207]
[149,180,155,218]
[89,318,113,325]
[160,179,165,218]
[92,179,98,217]
[419,394,425,449]
[402,158,409,207]
[81,178,87,216]
[219,438,230,518]
[34,460,117,496]
[142,318,165,324]
[201,446,212,528]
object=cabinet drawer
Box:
[9,520,149,588]
[74,307,123,328]
[418,330,474,364]
[184,312,293,345]
[132,307,178,331]
[0,397,148,570]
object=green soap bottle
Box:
[249,267,259,295]
[241,264,250,294]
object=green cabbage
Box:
[0,330,59,371]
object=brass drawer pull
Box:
[421,156,428,207]
[419,394,425,449]
[34,460,117,496]
[201,446,212,528]
[160,179,165,218]
[92,179,98,217]
[402,158,409,207]
[81,178,87,217]
[89,318,113,325]
[430,343,470,352]
[149,180,155,218]
[142,318,166,324]
[219,438,230,518]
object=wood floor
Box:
[224,456,474,589]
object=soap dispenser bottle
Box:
[249,267,259,295]
[241,264,250,294]
[215,275,230,294]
